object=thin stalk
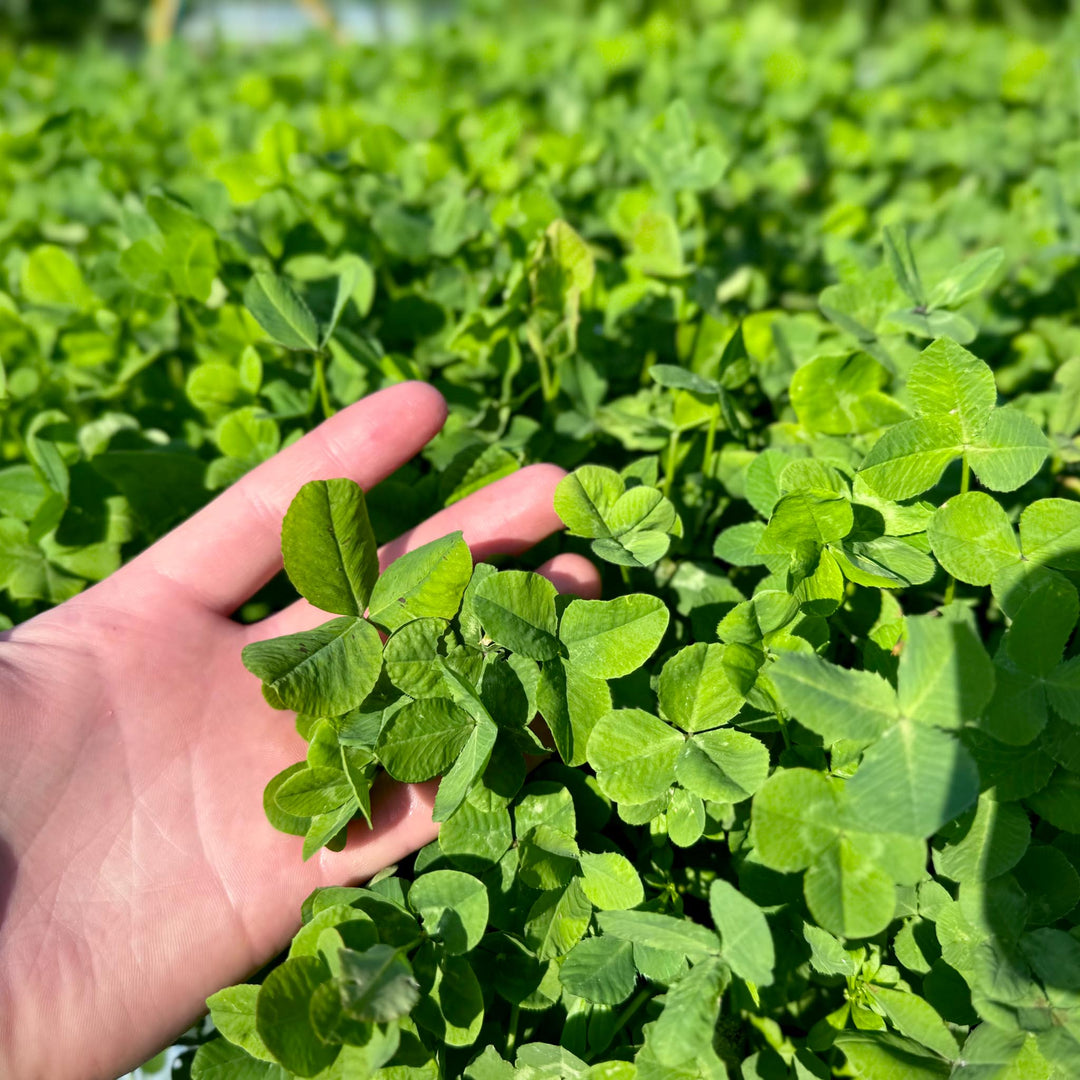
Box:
[313,353,334,420]
[619,565,632,588]
[663,428,681,498]
[505,1003,520,1056]
[702,407,719,480]
[775,709,791,750]
[943,455,970,605]
[582,987,653,1064]
[611,988,652,1040]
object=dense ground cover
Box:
[3,3,1080,1077]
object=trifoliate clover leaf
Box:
[554,465,682,568]
[790,351,908,436]
[858,340,1049,500]
[674,729,769,804]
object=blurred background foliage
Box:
[0,0,1073,46]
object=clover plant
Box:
[3,5,1080,1079]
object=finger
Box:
[534,552,602,600]
[249,463,568,641]
[128,383,447,615]
[317,544,592,883]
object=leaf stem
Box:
[943,454,970,605]
[505,1002,519,1056]
[775,709,791,749]
[703,408,719,480]
[664,428,680,498]
[611,988,652,1040]
[533,333,555,404]
[313,353,334,420]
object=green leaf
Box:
[274,765,354,817]
[597,911,719,960]
[927,247,1004,310]
[586,709,683,804]
[750,768,841,872]
[536,657,612,767]
[629,210,686,277]
[553,466,623,538]
[858,415,962,501]
[191,1041,285,1080]
[803,835,897,938]
[384,617,455,698]
[339,944,421,1023]
[439,803,512,872]
[674,729,769,804]
[413,948,485,1047]
[897,613,995,730]
[650,957,728,1066]
[559,937,638,1005]
[578,851,645,910]
[375,698,476,782]
[241,616,383,717]
[472,570,561,660]
[790,352,906,436]
[845,722,980,837]
[432,717,498,824]
[869,986,959,1060]
[709,879,774,987]
[21,244,94,309]
[967,408,1050,493]
[368,532,473,633]
[658,643,745,732]
[319,254,368,347]
[835,1032,950,1079]
[908,339,996,439]
[409,870,489,955]
[757,491,854,554]
[255,957,338,1077]
[524,879,594,960]
[1020,498,1080,576]
[281,479,378,616]
[244,272,320,351]
[558,595,669,679]
[927,492,1020,585]
[206,985,275,1062]
[932,795,1030,884]
[883,226,926,307]
[771,652,898,745]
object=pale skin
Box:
[0,382,600,1080]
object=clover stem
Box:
[664,428,680,498]
[703,408,719,480]
[943,454,971,605]
[610,987,652,1040]
[535,340,555,403]
[313,353,334,420]
[620,565,632,588]
[505,1003,519,1055]
[775,709,791,749]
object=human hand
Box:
[0,382,599,1080]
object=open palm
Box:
[0,383,598,1080]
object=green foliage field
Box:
[3,3,1080,1078]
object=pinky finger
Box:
[535,552,602,600]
